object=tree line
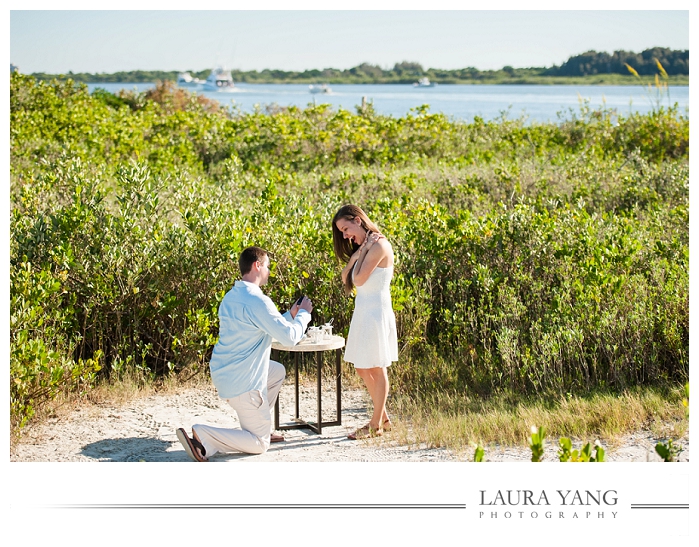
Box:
[545,47,688,76]
[25,47,688,84]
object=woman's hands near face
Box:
[363,231,384,250]
[351,231,383,268]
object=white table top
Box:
[271,334,345,352]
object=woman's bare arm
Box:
[353,236,392,287]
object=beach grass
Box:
[384,385,688,453]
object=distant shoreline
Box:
[21,47,689,87]
[29,75,690,87]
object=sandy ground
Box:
[10,382,689,462]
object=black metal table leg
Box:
[317,350,323,433]
[273,349,280,431]
[336,348,342,425]
[294,352,299,419]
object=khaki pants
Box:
[193,360,285,456]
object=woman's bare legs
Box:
[356,367,390,430]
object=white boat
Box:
[309,84,331,94]
[203,67,235,91]
[177,72,204,87]
[413,77,437,88]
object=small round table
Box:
[271,335,345,434]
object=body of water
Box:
[87,82,689,123]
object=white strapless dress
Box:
[343,266,399,368]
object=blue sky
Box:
[9,8,690,74]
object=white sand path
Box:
[10,383,689,463]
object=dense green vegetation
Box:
[10,72,688,431]
[27,48,689,85]
[547,47,688,76]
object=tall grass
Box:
[386,386,688,453]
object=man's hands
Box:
[290,295,313,319]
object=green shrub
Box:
[10,73,688,430]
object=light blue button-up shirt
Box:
[209,280,310,399]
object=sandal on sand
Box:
[348,424,383,440]
[270,433,285,443]
[177,428,208,462]
[382,419,393,432]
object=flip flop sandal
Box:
[347,424,383,440]
[270,433,286,443]
[382,420,393,432]
[177,428,208,462]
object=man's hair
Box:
[239,246,268,276]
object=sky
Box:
[8,6,690,75]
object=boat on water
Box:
[177,72,204,87]
[203,67,235,91]
[413,77,437,88]
[309,84,331,94]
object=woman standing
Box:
[332,204,398,439]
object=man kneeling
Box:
[177,246,312,461]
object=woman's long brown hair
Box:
[332,204,380,295]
